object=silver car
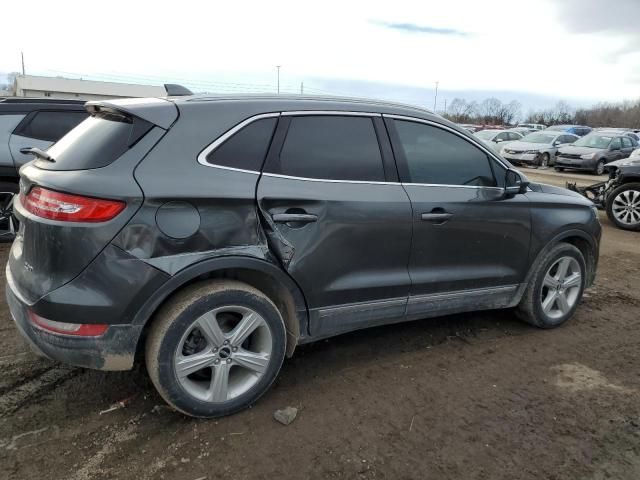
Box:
[501,131,578,167]
[474,129,523,154]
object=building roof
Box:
[14,75,166,97]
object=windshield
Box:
[573,134,612,149]
[475,130,496,140]
[521,133,556,144]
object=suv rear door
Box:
[257,112,413,337]
[385,116,531,318]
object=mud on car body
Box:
[7,95,601,417]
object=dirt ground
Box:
[2,168,640,480]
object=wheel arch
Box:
[513,229,598,306]
[134,256,309,359]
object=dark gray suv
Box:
[6,95,601,418]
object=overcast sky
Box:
[2,0,639,111]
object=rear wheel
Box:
[145,280,287,418]
[0,181,19,243]
[517,243,586,329]
[554,167,565,172]
[605,183,640,231]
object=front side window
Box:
[15,110,87,142]
[276,116,384,181]
[610,137,622,150]
[206,117,277,171]
[393,120,497,187]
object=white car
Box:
[517,123,547,131]
[501,132,579,167]
[474,129,523,154]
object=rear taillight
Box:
[28,310,108,337]
[20,187,125,222]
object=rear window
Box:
[41,113,152,171]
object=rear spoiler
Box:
[85,97,178,129]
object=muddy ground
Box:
[2,169,640,480]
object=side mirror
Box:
[495,138,504,143]
[505,169,529,196]
[553,141,561,146]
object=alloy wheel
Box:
[174,305,273,403]
[612,189,640,227]
[540,256,582,320]
[0,192,17,241]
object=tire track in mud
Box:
[0,366,81,417]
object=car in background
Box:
[0,98,89,240]
[555,131,638,174]
[509,127,534,137]
[501,131,578,167]
[517,123,546,132]
[594,128,640,143]
[545,125,592,137]
[474,129,524,154]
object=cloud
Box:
[372,20,470,36]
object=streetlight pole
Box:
[433,81,439,111]
[276,65,281,94]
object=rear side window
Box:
[14,110,87,142]
[42,113,152,171]
[622,137,633,148]
[275,116,384,181]
[393,120,497,187]
[205,118,276,171]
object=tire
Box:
[539,153,550,168]
[594,159,605,175]
[605,182,640,231]
[554,167,565,172]
[0,181,19,243]
[517,243,586,329]
[145,279,287,418]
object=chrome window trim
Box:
[402,183,504,190]
[197,112,280,173]
[382,113,511,170]
[281,110,381,117]
[262,172,397,185]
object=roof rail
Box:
[0,97,85,104]
[164,84,193,96]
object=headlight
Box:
[524,150,539,154]
[581,153,596,159]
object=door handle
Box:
[272,213,318,223]
[421,212,453,222]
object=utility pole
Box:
[21,51,25,75]
[433,81,439,111]
[276,65,281,94]
[300,82,304,95]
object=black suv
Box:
[0,98,88,239]
[6,96,601,418]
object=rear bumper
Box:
[6,263,145,371]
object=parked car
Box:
[7,95,601,418]
[594,128,640,143]
[501,131,578,167]
[0,98,88,240]
[474,129,523,153]
[555,132,638,174]
[545,125,592,137]
[568,152,640,230]
[517,123,546,131]
[509,127,534,137]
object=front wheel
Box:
[0,181,19,243]
[605,183,640,231]
[539,153,550,168]
[594,159,605,175]
[554,167,565,172]
[517,243,586,329]
[146,280,287,418]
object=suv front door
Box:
[385,116,531,318]
[257,113,413,337]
